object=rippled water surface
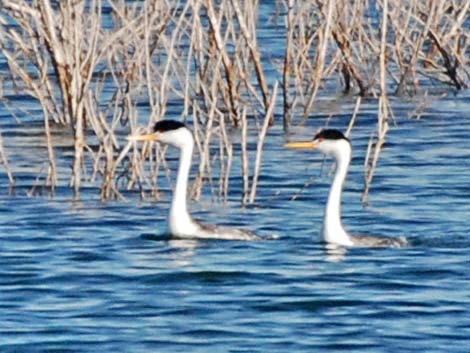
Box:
[1,5,470,352]
[1,94,470,352]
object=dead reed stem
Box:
[282,0,295,131]
[0,129,14,189]
[301,0,335,121]
[240,108,250,205]
[362,0,389,203]
[218,111,233,202]
[249,81,278,203]
[203,0,239,123]
[345,96,362,137]
[231,0,271,118]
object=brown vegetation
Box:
[281,0,469,201]
[0,0,469,203]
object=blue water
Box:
[1,94,470,352]
[1,3,470,351]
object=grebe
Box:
[286,129,407,248]
[128,120,259,240]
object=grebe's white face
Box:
[285,132,351,162]
[157,127,194,149]
[128,125,194,150]
[314,138,351,161]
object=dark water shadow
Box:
[140,232,171,242]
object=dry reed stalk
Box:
[282,0,295,131]
[331,26,368,95]
[362,95,390,204]
[42,107,57,194]
[158,2,192,120]
[248,81,278,203]
[1,45,58,191]
[0,129,14,189]
[240,108,250,205]
[301,0,335,121]
[218,110,233,202]
[203,0,239,123]
[391,0,436,95]
[362,0,389,203]
[191,103,216,201]
[190,39,226,200]
[230,0,271,119]
[345,96,362,137]
[216,126,227,202]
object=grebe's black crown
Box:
[153,120,186,133]
[314,129,348,142]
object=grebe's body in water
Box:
[286,129,407,248]
[129,120,259,241]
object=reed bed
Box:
[282,0,470,200]
[0,0,469,203]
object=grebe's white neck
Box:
[164,128,198,236]
[321,139,353,246]
[286,129,408,248]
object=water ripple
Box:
[1,81,470,353]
